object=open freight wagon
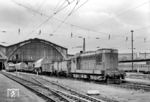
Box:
[33,57,54,74]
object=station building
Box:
[0,38,68,70]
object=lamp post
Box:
[131,30,134,71]
[83,38,85,52]
[78,36,85,52]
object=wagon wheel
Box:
[38,67,42,74]
[106,76,114,84]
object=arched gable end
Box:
[7,39,67,61]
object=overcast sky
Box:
[0,0,150,54]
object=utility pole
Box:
[145,52,146,59]
[83,38,85,52]
[131,30,134,71]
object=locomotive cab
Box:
[100,49,125,83]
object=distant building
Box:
[118,53,137,61]
[138,53,150,59]
[119,52,150,61]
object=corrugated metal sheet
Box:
[34,58,44,68]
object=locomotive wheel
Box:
[121,75,125,79]
[69,74,73,78]
[106,78,111,84]
[114,78,121,84]
[33,69,37,73]
[106,77,114,84]
[87,75,90,80]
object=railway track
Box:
[72,77,150,92]
[32,77,105,102]
[1,72,71,102]
[18,72,105,102]
[1,72,105,102]
[4,72,150,102]
[111,81,150,92]
[78,76,150,92]
[14,72,119,102]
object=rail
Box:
[1,72,72,102]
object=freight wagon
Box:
[15,62,28,71]
[5,63,16,72]
[53,60,71,76]
[34,57,53,74]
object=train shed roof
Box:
[0,38,67,50]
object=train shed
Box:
[0,38,68,69]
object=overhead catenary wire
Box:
[11,0,124,41]
[11,0,108,36]
[96,0,150,27]
[12,0,49,16]
[68,0,79,16]
[29,0,75,35]
[0,0,149,53]
[68,0,88,15]
[34,0,82,35]
[54,0,74,15]
[18,0,76,40]
[52,0,80,34]
[36,0,47,11]
[65,0,71,4]
[11,0,150,43]
[92,0,150,40]
[54,0,66,11]
[54,0,69,12]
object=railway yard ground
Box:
[36,73,150,102]
[0,72,45,102]
[1,71,150,102]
